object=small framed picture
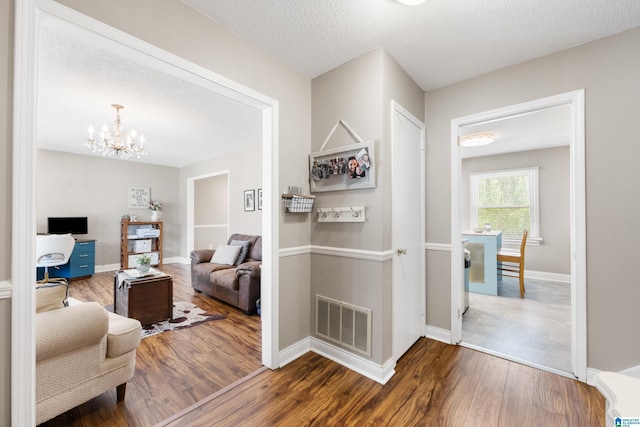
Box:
[258,189,263,210]
[244,189,255,211]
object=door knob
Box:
[396,248,407,255]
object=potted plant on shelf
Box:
[136,254,152,274]
[149,200,163,221]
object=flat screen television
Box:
[47,217,88,235]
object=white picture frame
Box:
[129,187,150,209]
[309,141,375,193]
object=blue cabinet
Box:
[462,231,502,296]
[38,239,96,280]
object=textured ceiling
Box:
[37,1,640,166]
[183,0,640,91]
[37,17,262,168]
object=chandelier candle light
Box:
[85,104,147,159]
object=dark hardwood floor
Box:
[39,263,263,427]
[39,263,605,427]
[162,339,605,427]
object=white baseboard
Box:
[587,367,600,386]
[310,337,396,384]
[619,365,640,379]
[524,269,570,283]
[424,325,452,344]
[279,338,311,367]
[95,263,120,273]
[279,336,396,385]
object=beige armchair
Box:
[36,298,141,424]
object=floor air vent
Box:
[315,295,372,357]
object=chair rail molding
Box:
[425,242,452,252]
[0,281,12,300]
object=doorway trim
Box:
[449,90,586,381]
[12,0,280,425]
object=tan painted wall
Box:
[461,146,571,274]
[425,27,640,371]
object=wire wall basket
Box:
[281,194,315,213]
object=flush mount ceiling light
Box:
[84,104,147,159]
[460,132,495,148]
[395,0,427,5]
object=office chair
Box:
[36,234,75,285]
[497,229,528,298]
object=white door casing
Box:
[391,100,426,361]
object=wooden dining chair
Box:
[497,229,528,298]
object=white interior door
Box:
[392,101,426,361]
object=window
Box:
[470,167,540,243]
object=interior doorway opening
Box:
[12,1,279,424]
[449,90,586,381]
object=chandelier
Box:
[84,104,147,159]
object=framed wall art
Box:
[309,141,375,193]
[244,189,255,211]
[258,188,263,210]
[129,187,150,209]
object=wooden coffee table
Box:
[114,269,173,325]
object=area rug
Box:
[141,301,226,339]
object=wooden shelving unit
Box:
[120,220,163,269]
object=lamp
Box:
[85,104,147,159]
[460,132,495,148]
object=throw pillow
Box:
[36,282,69,313]
[230,239,252,265]
[210,244,241,265]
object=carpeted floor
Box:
[140,301,226,338]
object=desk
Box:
[462,231,502,296]
[36,239,95,281]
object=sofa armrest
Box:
[190,249,214,264]
[36,302,109,362]
[106,312,142,358]
[236,261,261,278]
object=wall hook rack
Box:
[317,206,366,223]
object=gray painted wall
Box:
[310,49,423,365]
[461,146,571,275]
[425,27,640,371]
[36,149,180,266]
[179,144,262,257]
[194,173,228,250]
